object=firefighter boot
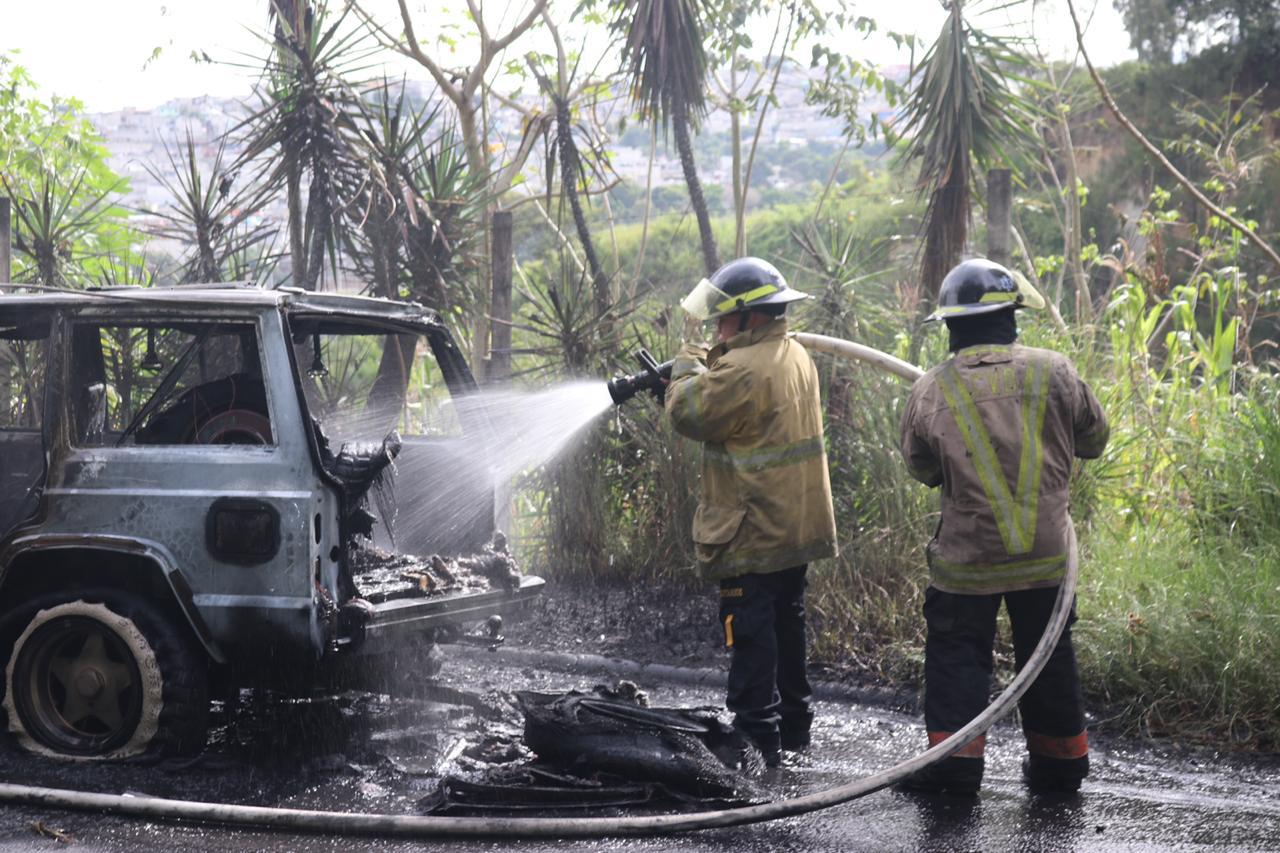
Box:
[1022,754,1089,793]
[895,756,985,796]
[754,731,783,768]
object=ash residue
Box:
[351,532,523,603]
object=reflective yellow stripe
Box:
[1017,361,1051,549]
[938,366,1025,554]
[724,614,735,648]
[937,359,1050,556]
[930,553,1067,590]
[714,283,778,313]
[712,539,837,576]
[703,436,825,473]
[978,291,1019,304]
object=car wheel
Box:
[2,591,209,760]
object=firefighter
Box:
[898,258,1109,795]
[666,257,838,767]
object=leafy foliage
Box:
[1114,0,1280,64]
[0,53,137,287]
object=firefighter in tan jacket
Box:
[666,257,838,767]
[898,259,1109,795]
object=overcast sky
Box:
[3,0,1134,113]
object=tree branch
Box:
[352,0,463,104]
[466,0,490,47]
[1065,0,1280,275]
[491,0,549,55]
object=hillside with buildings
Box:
[90,62,901,233]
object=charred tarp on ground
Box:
[422,684,768,815]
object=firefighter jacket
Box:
[900,343,1109,595]
[666,318,838,581]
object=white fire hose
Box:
[0,334,1080,839]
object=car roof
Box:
[0,283,443,326]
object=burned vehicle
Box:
[0,285,542,760]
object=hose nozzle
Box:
[607,348,673,405]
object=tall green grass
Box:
[1078,523,1280,747]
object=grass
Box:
[1077,522,1280,748]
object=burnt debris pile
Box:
[421,682,768,815]
[351,531,523,603]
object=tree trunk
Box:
[673,106,720,275]
[632,124,658,289]
[455,100,491,380]
[488,210,513,384]
[556,100,610,319]
[1056,114,1088,323]
[986,168,1011,268]
[0,197,10,284]
[286,158,306,288]
[302,171,331,291]
[729,59,745,257]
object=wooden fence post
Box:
[986,169,1012,268]
[0,198,11,284]
[488,210,513,385]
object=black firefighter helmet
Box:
[680,257,809,320]
[926,258,1045,323]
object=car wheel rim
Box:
[14,615,144,756]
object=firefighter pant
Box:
[718,565,812,752]
[922,584,1087,760]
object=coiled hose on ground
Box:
[0,332,1078,839]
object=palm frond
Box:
[616,0,711,132]
[895,1,1040,297]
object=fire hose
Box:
[0,333,1079,839]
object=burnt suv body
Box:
[0,284,542,759]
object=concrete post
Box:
[986,169,1012,268]
[488,210,513,385]
[0,197,10,284]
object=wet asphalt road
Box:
[0,645,1276,852]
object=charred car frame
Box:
[0,284,542,760]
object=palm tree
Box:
[3,167,124,288]
[617,0,720,276]
[526,22,617,321]
[896,0,1036,302]
[235,0,375,290]
[145,132,276,284]
[346,82,487,311]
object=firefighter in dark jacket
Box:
[898,258,1109,794]
[666,257,838,767]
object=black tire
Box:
[1,589,209,760]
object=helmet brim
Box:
[925,302,1018,323]
[680,278,809,320]
[925,270,1046,323]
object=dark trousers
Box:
[718,565,812,751]
[923,585,1086,757]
